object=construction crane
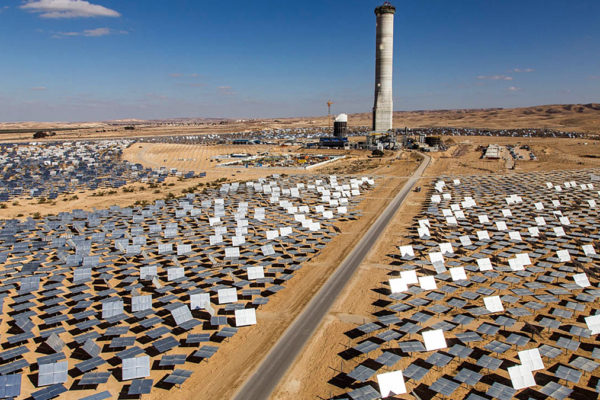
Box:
[327,100,333,133]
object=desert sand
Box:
[1,103,599,143]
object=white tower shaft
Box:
[373,4,395,132]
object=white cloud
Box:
[31,86,47,91]
[508,86,521,92]
[477,75,513,81]
[52,31,78,37]
[21,0,120,18]
[176,82,205,88]
[218,86,234,95]
[170,73,201,78]
[52,27,124,38]
[513,68,535,73]
[83,27,110,36]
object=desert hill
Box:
[328,103,600,133]
[0,103,598,140]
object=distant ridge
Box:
[1,103,599,134]
[322,103,600,134]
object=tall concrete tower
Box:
[372,2,395,132]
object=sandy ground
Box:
[0,144,355,219]
[121,143,374,175]
[0,142,419,221]
[124,143,281,172]
[273,135,600,399]
[425,136,600,177]
[4,136,592,221]
[1,103,599,143]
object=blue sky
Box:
[1,0,599,121]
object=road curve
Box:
[233,153,431,400]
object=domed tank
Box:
[334,113,348,137]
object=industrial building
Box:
[231,139,261,145]
[484,144,501,159]
[333,113,348,137]
[314,3,400,151]
[364,2,400,151]
[424,136,442,147]
[372,2,395,133]
[319,137,348,148]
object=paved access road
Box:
[234,153,431,400]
